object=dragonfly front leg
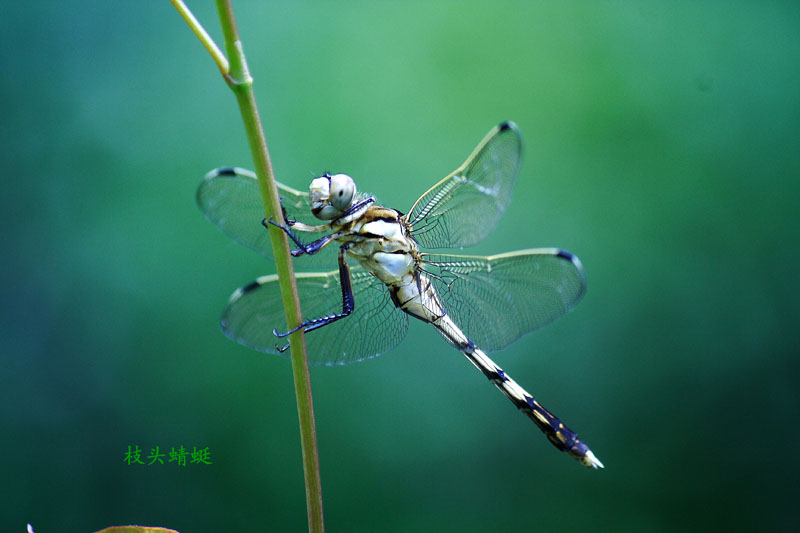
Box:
[265,217,337,257]
[274,243,356,351]
[337,196,375,220]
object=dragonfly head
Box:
[308,172,357,220]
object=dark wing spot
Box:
[556,249,575,261]
[242,279,262,293]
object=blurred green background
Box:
[2,1,798,531]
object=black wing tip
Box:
[498,120,519,132]
[217,166,237,176]
[241,279,263,294]
[556,249,576,262]
[556,249,588,296]
[202,166,238,181]
[556,248,585,273]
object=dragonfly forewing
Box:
[421,248,586,352]
[222,266,409,365]
[407,121,522,250]
[197,167,339,268]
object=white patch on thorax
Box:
[362,219,404,241]
[366,252,415,285]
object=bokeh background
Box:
[2,1,798,531]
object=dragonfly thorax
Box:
[345,206,420,284]
[309,173,357,220]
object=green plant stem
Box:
[171,1,324,531]
[169,0,229,76]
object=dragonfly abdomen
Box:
[432,314,603,469]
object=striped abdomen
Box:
[435,313,603,469]
[388,267,603,468]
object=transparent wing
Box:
[196,167,339,269]
[407,121,522,249]
[221,266,409,365]
[422,248,586,352]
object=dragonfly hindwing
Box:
[221,267,409,365]
[421,248,586,352]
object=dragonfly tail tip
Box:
[582,450,604,469]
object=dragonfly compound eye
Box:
[329,174,356,212]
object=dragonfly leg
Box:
[293,233,337,257]
[278,202,294,226]
[266,217,337,257]
[273,244,356,339]
[334,196,375,222]
[265,217,306,249]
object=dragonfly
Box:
[197,121,603,468]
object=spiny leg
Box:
[273,243,356,352]
[264,217,337,257]
[289,232,337,257]
[338,196,375,219]
[264,197,373,257]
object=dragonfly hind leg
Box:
[273,244,356,350]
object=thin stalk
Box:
[168,0,229,76]
[171,1,324,531]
